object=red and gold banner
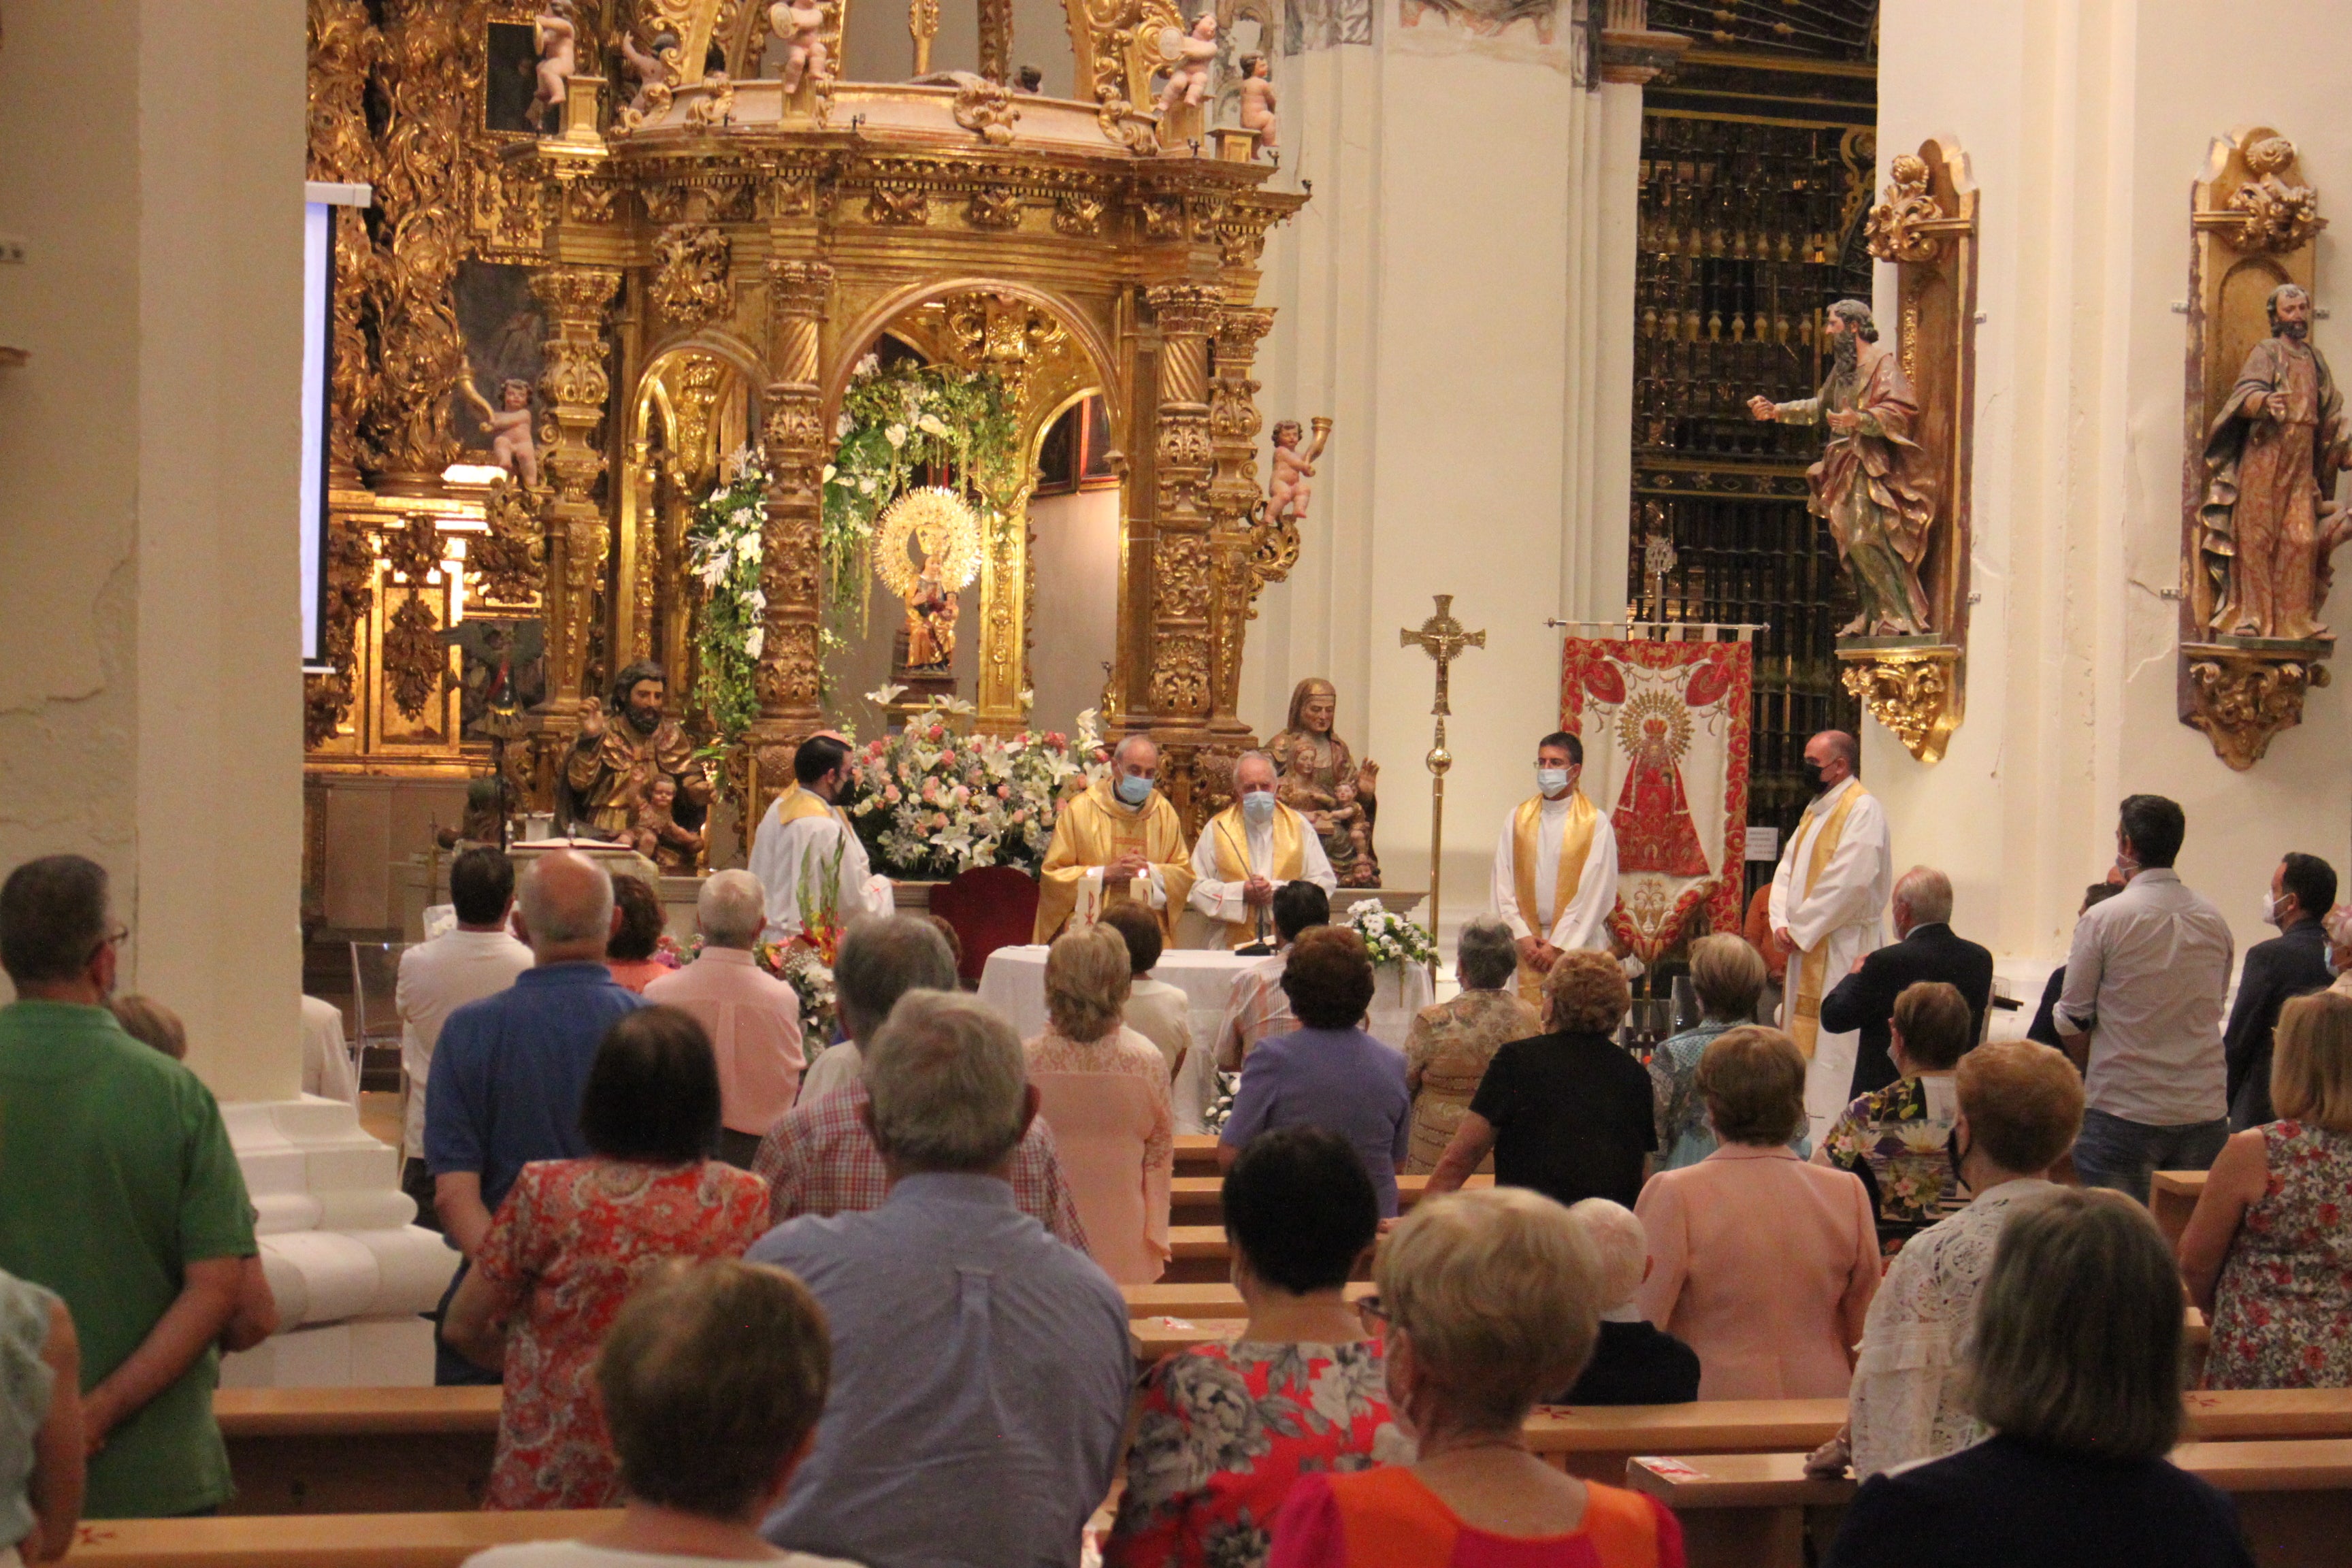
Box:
[1560,638,1752,964]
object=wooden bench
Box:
[216,1387,502,1514]
[1162,1225,1382,1284]
[1174,1134,1222,1176]
[2153,1167,2210,1248]
[1122,1280,1377,1321]
[1627,1438,2352,1568]
[1169,1171,1488,1224]
[72,1508,618,1565]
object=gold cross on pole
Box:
[1399,594,1486,975]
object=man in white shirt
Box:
[1187,751,1337,949]
[1768,729,1892,1143]
[2054,793,2235,1203]
[394,846,532,1215]
[300,995,359,1105]
[749,734,893,945]
[1489,732,1620,1004]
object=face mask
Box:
[2261,892,2285,928]
[1536,767,1570,796]
[1241,789,1277,826]
[1801,760,1828,793]
[1115,774,1153,807]
[2330,947,2342,979]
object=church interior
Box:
[3,0,2352,1558]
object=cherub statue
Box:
[1156,13,1218,118]
[686,69,736,127]
[458,376,540,487]
[769,0,832,97]
[1237,52,1277,158]
[617,29,683,131]
[526,0,578,132]
[631,776,704,875]
[1267,416,1330,527]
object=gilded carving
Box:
[867,185,930,225]
[651,223,733,327]
[977,0,1013,81]
[968,186,1024,229]
[1152,634,1211,716]
[473,480,547,605]
[308,0,380,476]
[563,177,619,225]
[304,519,376,748]
[953,80,1021,146]
[1155,534,1211,617]
[2224,136,2327,255]
[1863,153,1946,265]
[1054,192,1106,236]
[2184,650,2327,771]
[1140,197,1185,240]
[1837,648,1963,766]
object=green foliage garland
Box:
[683,456,769,746]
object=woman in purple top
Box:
[1219,928,1413,1214]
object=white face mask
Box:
[2262,891,2285,928]
[1241,789,1276,826]
[1536,767,1570,796]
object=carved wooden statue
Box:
[1266,676,1380,886]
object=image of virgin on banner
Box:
[1559,638,1752,964]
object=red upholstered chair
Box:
[928,865,1042,986]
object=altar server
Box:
[1489,732,1620,1002]
[1189,751,1337,948]
[1769,729,1892,1141]
[749,734,892,943]
[1036,736,1194,943]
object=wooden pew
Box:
[1524,1401,1845,1485]
[1169,1171,1488,1224]
[1122,1280,1376,1321]
[1174,1134,1222,1176]
[216,1386,501,1514]
[73,1508,619,1566]
[1627,1438,2352,1568]
[1161,1224,1379,1284]
[2153,1168,2210,1249]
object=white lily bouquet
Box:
[842,689,1085,877]
[1343,901,1437,968]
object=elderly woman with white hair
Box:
[643,869,805,1167]
[1402,917,1542,1173]
[1556,1198,1699,1405]
[1650,933,1775,1170]
[1267,1188,1684,1567]
[1026,926,1175,1282]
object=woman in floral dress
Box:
[1650,935,1772,1170]
[1403,918,1539,1173]
[1109,1127,1401,1568]
[2183,990,2352,1388]
[1814,982,1972,1256]
[442,1007,772,1509]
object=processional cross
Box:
[1400,595,1486,973]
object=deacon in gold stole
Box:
[1188,751,1338,948]
[1488,732,1620,1003]
[1035,735,1196,943]
[747,733,894,943]
[1767,729,1892,1143]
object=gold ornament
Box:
[872,487,985,602]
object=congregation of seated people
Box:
[0,778,2342,1568]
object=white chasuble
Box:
[1767,776,1891,1142]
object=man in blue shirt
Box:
[424,848,643,1384]
[751,991,1130,1568]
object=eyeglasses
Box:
[88,924,129,963]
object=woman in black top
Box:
[1826,1188,2253,1568]
[1420,950,1653,1209]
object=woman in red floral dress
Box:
[1108,1127,1402,1568]
[443,1007,773,1509]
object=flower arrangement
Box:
[683,451,771,744]
[1342,900,1438,970]
[843,689,1091,877]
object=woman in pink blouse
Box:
[1636,1026,1880,1399]
[1026,926,1174,1284]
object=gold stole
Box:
[1786,782,1869,1060]
[1032,780,1196,942]
[767,784,838,830]
[1512,791,1599,1002]
[1207,804,1306,948]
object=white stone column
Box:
[1872,0,2352,1000]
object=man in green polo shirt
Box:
[0,855,262,1517]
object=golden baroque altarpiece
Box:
[303,0,1306,858]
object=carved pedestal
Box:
[1838,641,1964,766]
[2181,639,2332,772]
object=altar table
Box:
[976,945,1431,1059]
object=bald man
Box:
[1818,866,1994,1102]
[1768,731,1892,1141]
[1034,736,1194,943]
[423,848,647,1384]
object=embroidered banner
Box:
[1559,638,1752,964]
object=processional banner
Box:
[1559,637,1752,964]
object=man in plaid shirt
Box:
[755,915,1088,1246]
[1212,881,1331,1072]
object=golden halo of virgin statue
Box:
[872,487,985,600]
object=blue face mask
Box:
[1115,773,1153,807]
[1241,789,1277,826]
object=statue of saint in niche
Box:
[2198,283,2352,641]
[1266,677,1380,887]
[1748,299,1938,638]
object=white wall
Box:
[1247,11,1642,943]
[0,0,306,1100]
[1030,485,1122,732]
[1874,0,2352,985]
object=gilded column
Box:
[530,264,622,715]
[755,258,835,782]
[1143,284,1222,734]
[1207,305,1272,736]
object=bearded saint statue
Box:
[2198,283,2352,642]
[1748,299,1938,638]
[563,660,713,838]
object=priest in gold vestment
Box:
[1488,732,1620,1002]
[1188,751,1337,948]
[1034,735,1195,943]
